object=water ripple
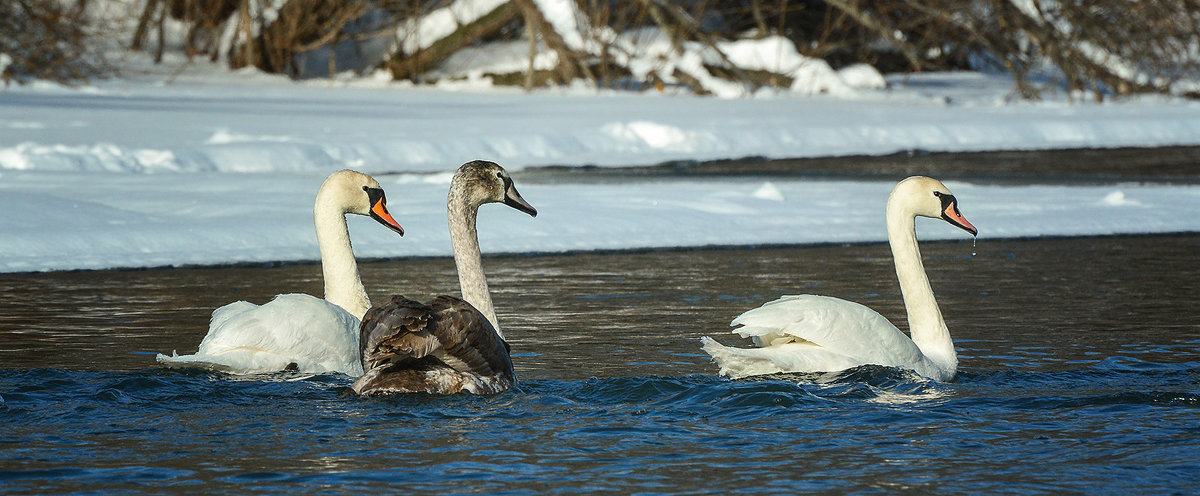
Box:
[2,361,1199,493]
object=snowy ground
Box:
[2,64,1199,273]
[5,69,1200,174]
[1,168,1195,273]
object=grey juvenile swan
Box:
[352,160,537,395]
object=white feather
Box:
[156,170,400,377]
[157,294,363,375]
[708,294,937,379]
[702,177,974,382]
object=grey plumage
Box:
[351,160,534,397]
[351,295,515,396]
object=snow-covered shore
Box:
[4,71,1200,174]
[1,69,1199,273]
[0,168,1195,273]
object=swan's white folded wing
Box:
[158,294,364,375]
[701,337,864,379]
[208,300,258,332]
[730,294,926,367]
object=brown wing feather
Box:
[352,294,515,396]
[358,295,441,371]
[427,295,514,378]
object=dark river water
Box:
[1,235,1198,494]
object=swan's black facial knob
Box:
[501,176,537,217]
[363,186,404,236]
[936,192,976,236]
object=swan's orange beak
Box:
[941,200,977,236]
[370,199,404,236]
[364,186,404,236]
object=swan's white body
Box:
[158,294,363,374]
[157,170,403,375]
[702,176,976,382]
[701,295,955,380]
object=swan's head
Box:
[891,176,977,236]
[319,169,405,236]
[451,160,538,217]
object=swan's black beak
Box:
[365,187,405,236]
[502,178,537,217]
[939,194,977,236]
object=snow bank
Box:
[394,0,511,55]
[2,65,1200,273]
[714,36,874,97]
[507,2,877,98]
[0,169,1195,273]
[4,72,1200,175]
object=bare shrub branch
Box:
[0,0,109,84]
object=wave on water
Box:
[3,357,1196,405]
[3,357,1196,415]
[2,358,1198,493]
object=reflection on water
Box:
[1,235,1198,493]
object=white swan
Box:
[352,160,537,396]
[157,169,404,375]
[701,176,977,381]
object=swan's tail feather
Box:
[700,337,787,379]
[156,352,239,373]
[156,349,320,375]
[702,336,863,379]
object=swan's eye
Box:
[495,171,504,179]
[932,191,943,198]
[362,186,370,192]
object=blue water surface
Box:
[3,236,1199,493]
[3,358,1198,494]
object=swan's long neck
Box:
[447,194,502,337]
[886,199,957,370]
[315,197,371,319]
